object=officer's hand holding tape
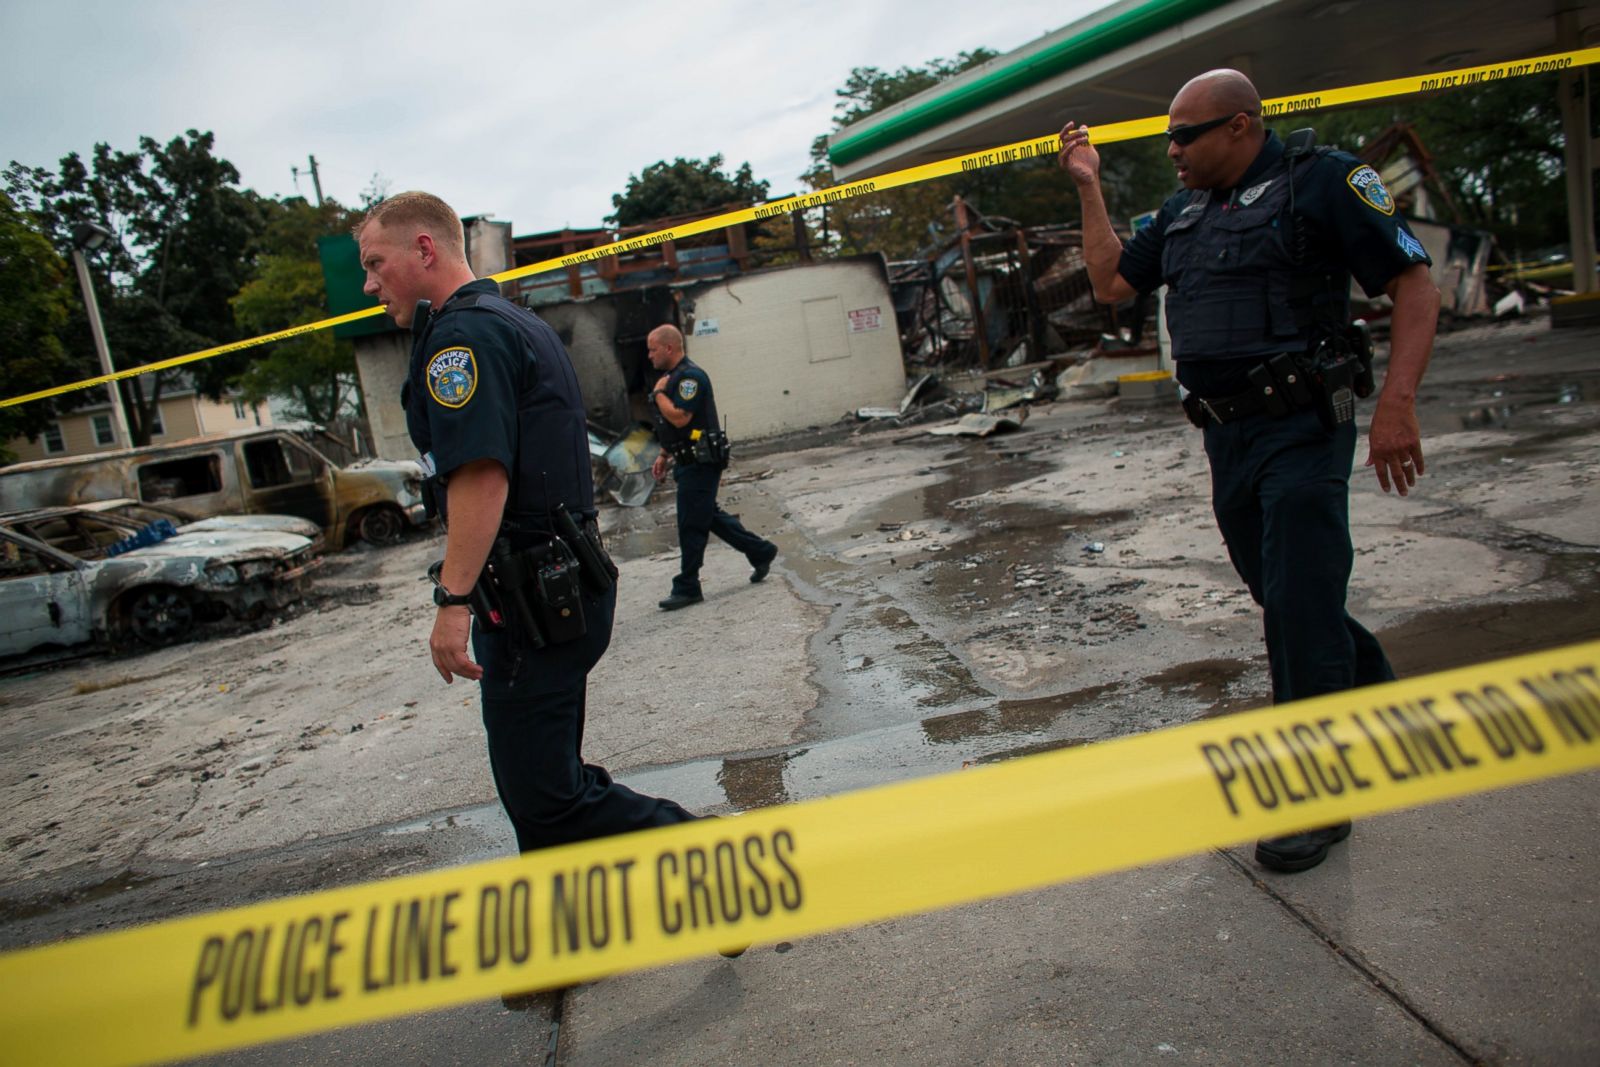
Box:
[1056,121,1100,184]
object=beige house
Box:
[6,388,270,464]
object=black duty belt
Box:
[1191,388,1271,425]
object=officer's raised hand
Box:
[1057,122,1102,186]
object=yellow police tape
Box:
[2,640,1598,1066]
[5,45,1598,412]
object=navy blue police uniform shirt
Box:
[656,360,711,445]
[1117,130,1431,397]
[407,279,522,482]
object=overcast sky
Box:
[6,0,1113,236]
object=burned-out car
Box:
[0,428,428,549]
[0,507,322,656]
[79,498,326,550]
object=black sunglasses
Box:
[1165,112,1248,147]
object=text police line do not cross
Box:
[4,641,1600,1067]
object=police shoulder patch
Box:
[426,346,477,408]
[1346,166,1395,216]
[677,377,699,402]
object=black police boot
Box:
[658,592,704,611]
[1255,821,1352,873]
[750,547,777,584]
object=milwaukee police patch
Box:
[677,378,699,402]
[427,347,477,408]
[1346,166,1395,215]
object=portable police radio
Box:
[410,299,432,338]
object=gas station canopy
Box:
[828,0,1595,179]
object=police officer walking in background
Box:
[357,192,701,853]
[1059,70,1440,873]
[647,323,778,611]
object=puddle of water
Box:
[970,736,1090,765]
[816,603,991,738]
[1380,553,1600,676]
[1419,369,1600,437]
[717,749,808,810]
[1143,658,1257,719]
[922,684,1117,744]
[848,451,1056,541]
[0,869,157,922]
[380,804,509,840]
[629,682,1128,812]
[603,504,679,561]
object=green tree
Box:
[802,49,1177,260]
[828,51,1001,131]
[5,131,267,445]
[607,155,770,227]
[231,197,362,425]
[801,51,996,258]
[0,192,81,460]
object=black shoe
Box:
[750,551,776,584]
[658,592,703,611]
[1255,821,1352,873]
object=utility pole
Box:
[307,155,324,207]
[69,224,133,449]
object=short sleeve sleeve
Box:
[419,314,522,479]
[1306,156,1432,297]
[670,367,708,417]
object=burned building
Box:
[324,210,906,462]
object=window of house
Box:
[232,400,246,419]
[137,455,222,501]
[92,414,115,447]
[149,409,165,437]
[42,423,65,454]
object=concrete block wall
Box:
[353,332,414,461]
[682,258,904,440]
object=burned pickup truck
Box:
[0,428,428,549]
[0,505,322,656]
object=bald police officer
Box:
[647,324,778,611]
[358,192,700,853]
[1059,71,1440,873]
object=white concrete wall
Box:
[683,258,904,440]
[353,332,414,461]
[464,218,513,279]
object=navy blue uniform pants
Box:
[1203,408,1395,704]
[671,461,775,597]
[472,585,696,852]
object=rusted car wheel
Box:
[123,587,196,647]
[356,506,404,546]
